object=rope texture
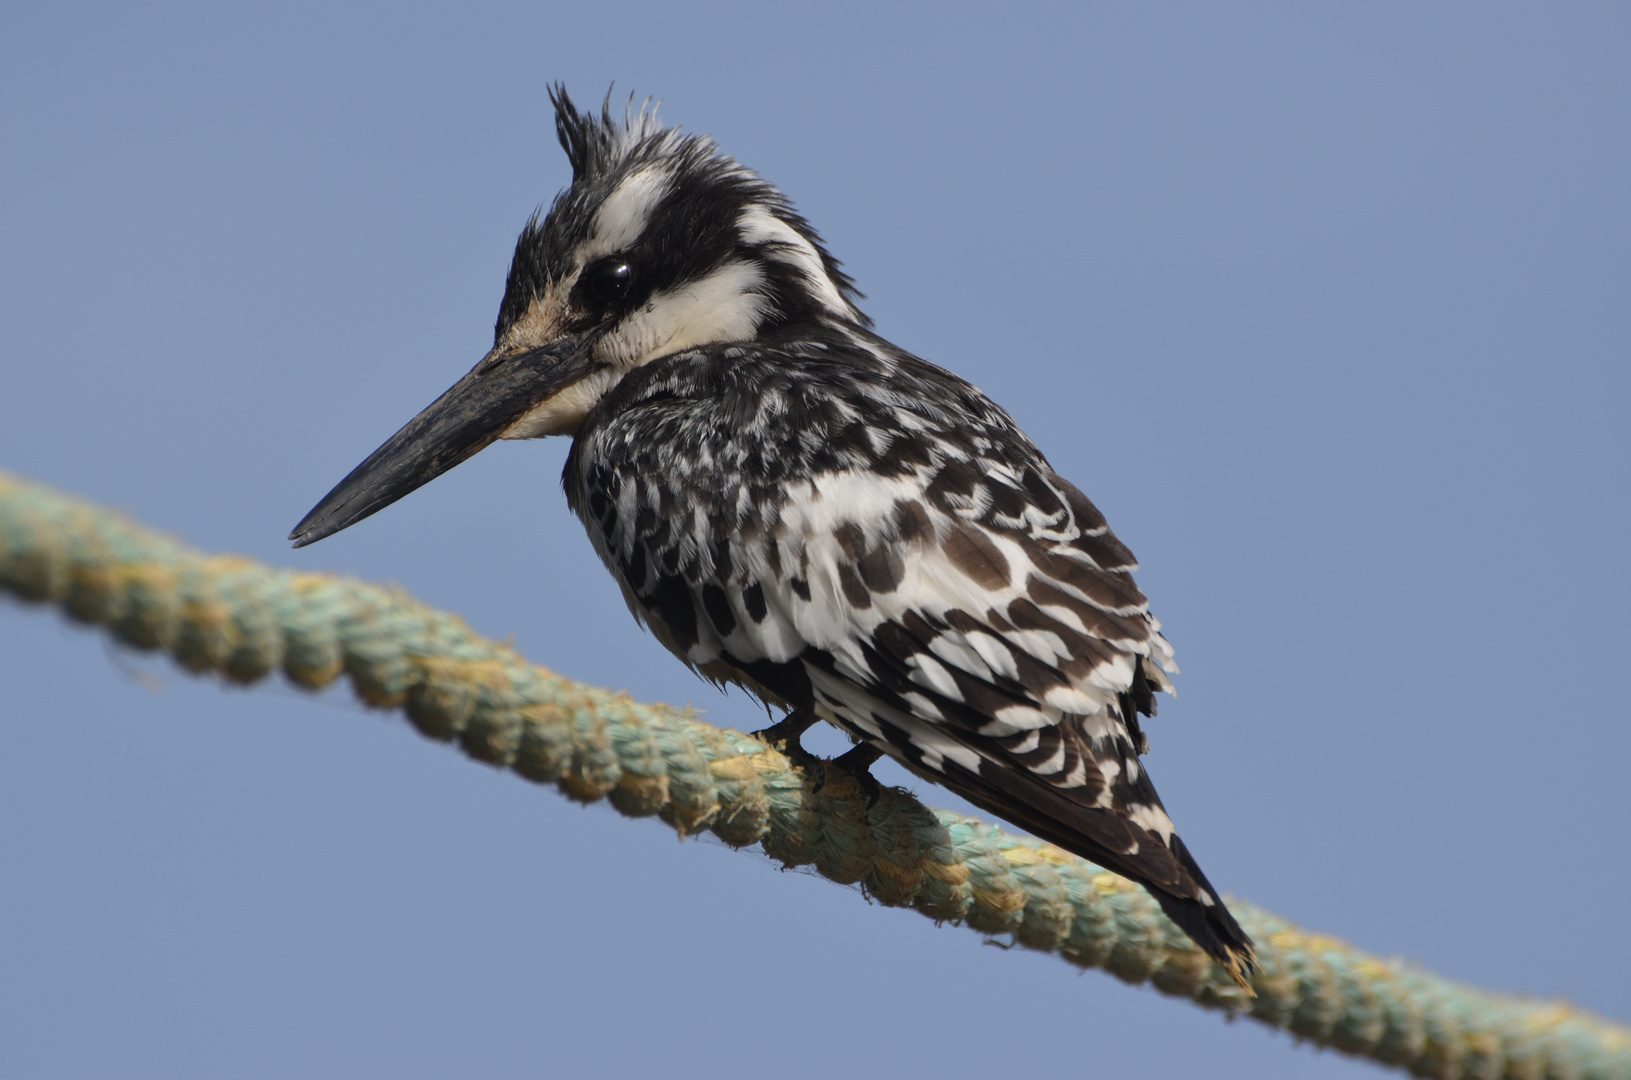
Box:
[2,470,1626,1080]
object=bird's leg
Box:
[823,741,885,809]
[755,712,884,806]
[755,708,823,776]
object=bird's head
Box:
[290,86,865,547]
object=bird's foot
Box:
[815,742,885,809]
[755,713,884,807]
[755,709,823,775]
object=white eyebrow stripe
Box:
[588,166,673,258]
[735,205,853,318]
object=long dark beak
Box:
[289,336,598,547]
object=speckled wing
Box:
[565,336,1252,974]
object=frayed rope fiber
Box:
[2,470,1627,1080]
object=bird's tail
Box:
[1150,832,1256,990]
[933,755,1257,989]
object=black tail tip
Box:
[1217,939,1258,994]
[1153,890,1258,993]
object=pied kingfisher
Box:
[291,88,1255,982]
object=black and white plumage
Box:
[292,89,1255,982]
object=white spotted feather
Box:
[529,88,1253,980]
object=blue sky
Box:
[2,4,1627,1078]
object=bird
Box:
[290,87,1256,984]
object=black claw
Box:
[755,708,823,778]
[806,757,829,793]
[830,743,885,809]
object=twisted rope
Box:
[2,469,1626,1080]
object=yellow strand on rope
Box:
[3,469,1627,1080]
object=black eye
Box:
[585,259,632,307]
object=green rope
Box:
[2,469,1626,1080]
